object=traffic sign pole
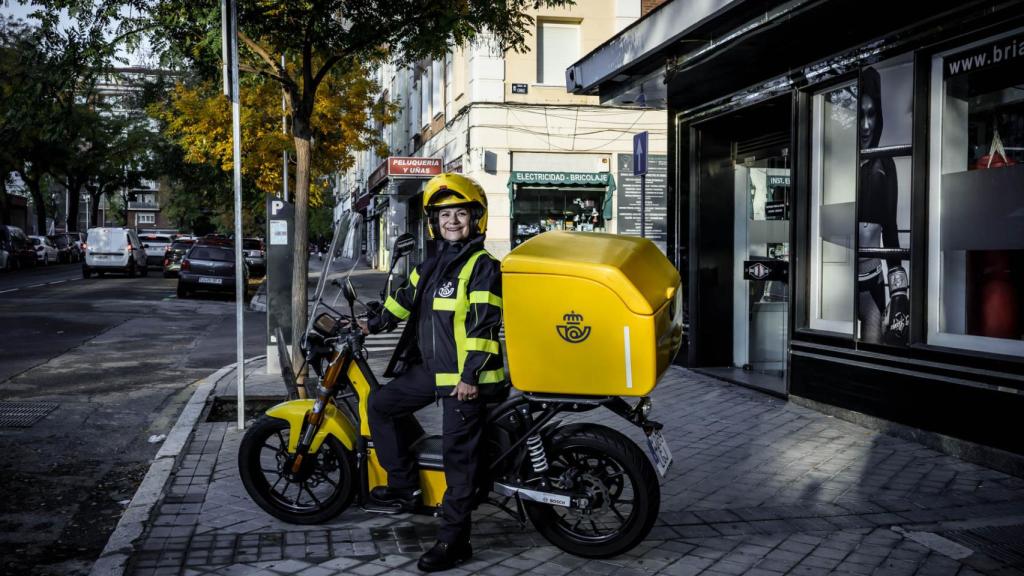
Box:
[633,131,649,239]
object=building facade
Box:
[339,0,668,270]
[569,0,1024,466]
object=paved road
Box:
[0,263,265,576]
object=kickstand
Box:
[489,496,527,527]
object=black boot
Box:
[417,540,472,572]
[365,486,420,513]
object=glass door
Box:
[734,153,790,383]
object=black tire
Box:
[127,260,136,278]
[176,284,189,298]
[238,415,356,524]
[140,263,149,277]
[82,266,91,279]
[523,423,660,558]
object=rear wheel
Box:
[239,415,356,524]
[177,284,189,298]
[127,260,136,278]
[82,266,91,279]
[524,424,660,558]
[140,262,149,277]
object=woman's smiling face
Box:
[438,207,471,242]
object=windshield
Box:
[304,212,364,339]
[170,241,194,251]
[243,239,263,250]
[189,247,234,262]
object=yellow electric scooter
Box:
[238,215,683,558]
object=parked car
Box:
[82,227,148,278]
[50,233,80,263]
[177,244,247,298]
[242,238,266,277]
[30,235,59,265]
[162,238,196,278]
[0,226,37,270]
[137,233,174,270]
[68,232,86,259]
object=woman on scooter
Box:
[362,173,505,572]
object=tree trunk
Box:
[66,176,83,231]
[22,173,47,235]
[290,114,312,381]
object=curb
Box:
[87,360,246,576]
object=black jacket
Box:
[370,235,505,389]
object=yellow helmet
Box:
[422,173,488,238]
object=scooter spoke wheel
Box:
[239,415,355,524]
[523,424,659,558]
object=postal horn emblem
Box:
[747,262,771,280]
[556,310,591,343]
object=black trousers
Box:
[367,363,484,544]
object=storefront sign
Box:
[617,154,667,241]
[944,34,1024,78]
[388,157,443,177]
[509,171,611,186]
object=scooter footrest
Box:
[411,435,444,470]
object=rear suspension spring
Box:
[526,434,549,473]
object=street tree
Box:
[44,0,572,368]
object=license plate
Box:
[646,429,673,477]
[198,277,223,285]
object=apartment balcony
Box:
[127,201,160,211]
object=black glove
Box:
[883,266,910,345]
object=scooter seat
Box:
[411,435,444,470]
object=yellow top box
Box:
[501,231,683,397]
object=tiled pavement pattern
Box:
[125,357,1024,576]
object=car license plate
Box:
[198,277,223,285]
[646,429,673,477]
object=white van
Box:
[83,227,149,278]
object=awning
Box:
[507,171,616,219]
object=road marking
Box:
[0,288,18,294]
[49,280,66,285]
[27,283,46,288]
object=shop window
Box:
[856,56,914,346]
[928,28,1024,356]
[809,82,857,333]
[512,187,605,246]
[537,22,579,85]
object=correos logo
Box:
[556,311,591,343]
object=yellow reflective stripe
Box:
[468,291,502,307]
[478,368,505,384]
[383,296,410,320]
[435,372,460,386]
[434,369,505,386]
[432,298,457,311]
[410,268,420,287]
[465,338,500,355]
[454,251,488,376]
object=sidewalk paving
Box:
[96,263,1024,576]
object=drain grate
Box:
[946,525,1024,567]
[0,401,59,428]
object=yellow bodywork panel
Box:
[502,231,683,397]
[346,361,374,437]
[367,448,447,508]
[265,400,357,453]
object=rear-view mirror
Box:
[392,233,416,259]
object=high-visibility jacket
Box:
[370,235,505,389]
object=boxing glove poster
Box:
[856,55,913,345]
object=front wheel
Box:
[524,424,660,558]
[238,415,356,524]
